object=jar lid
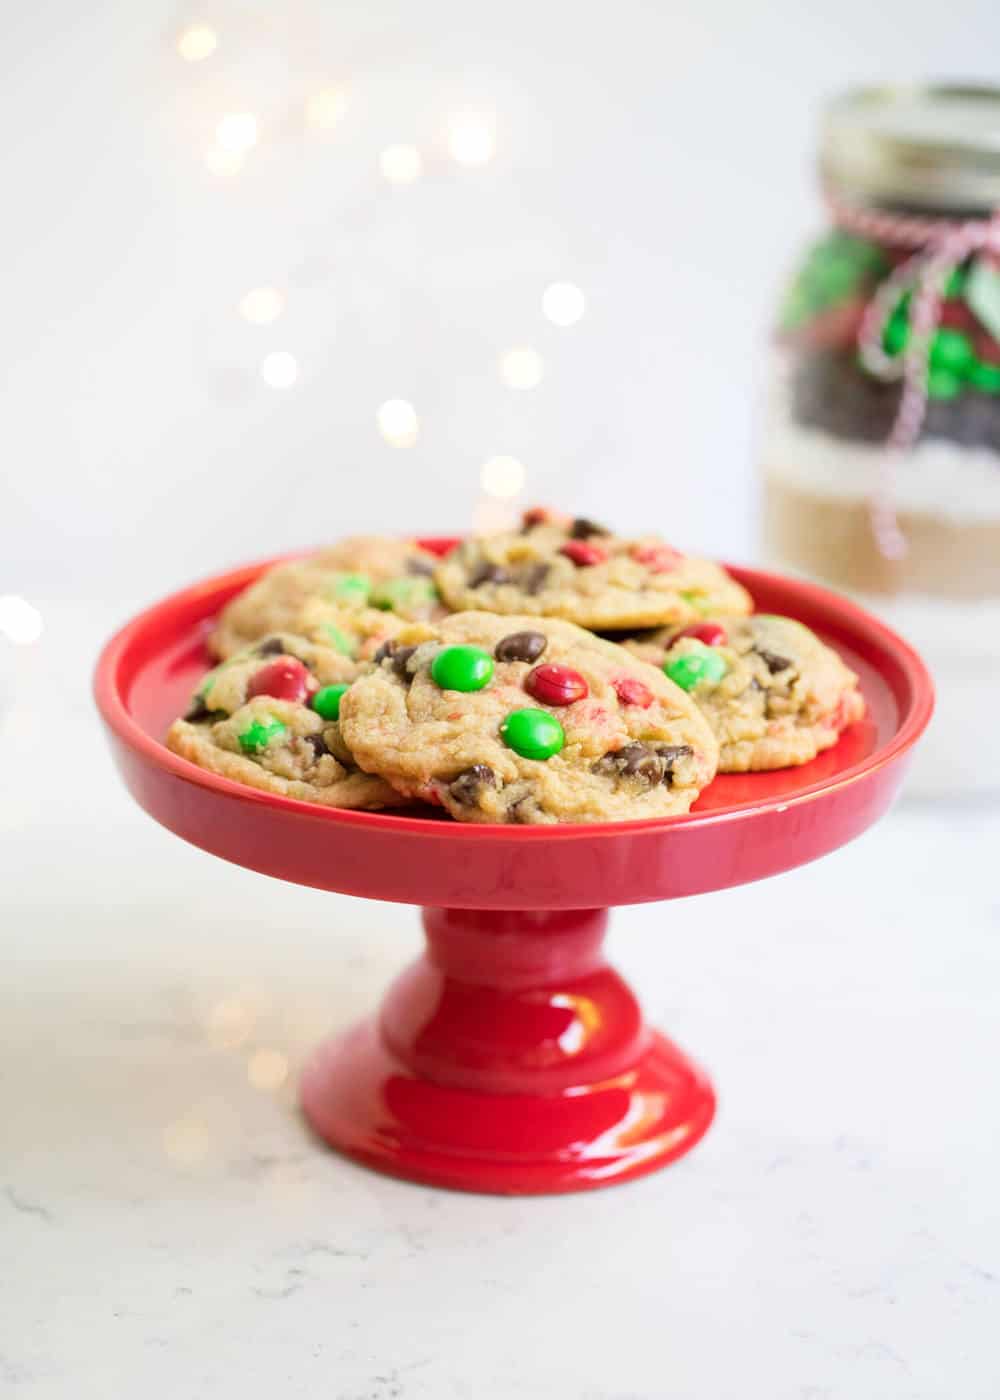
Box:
[821,84,1000,212]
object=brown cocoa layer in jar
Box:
[764,476,1000,598]
[791,349,1000,448]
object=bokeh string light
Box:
[499,347,544,390]
[247,1048,290,1093]
[542,281,586,326]
[176,25,218,63]
[260,352,299,389]
[0,595,43,645]
[377,399,420,448]
[480,456,526,498]
[380,144,423,185]
[305,85,349,132]
[239,287,285,325]
[215,112,258,154]
[447,111,496,167]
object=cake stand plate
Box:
[94,552,933,1194]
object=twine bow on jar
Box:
[825,191,1000,560]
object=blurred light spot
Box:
[163,1115,211,1166]
[542,282,586,327]
[177,25,217,62]
[447,112,495,167]
[206,996,256,1050]
[216,112,258,154]
[0,596,43,645]
[260,352,298,389]
[239,286,285,325]
[306,86,348,130]
[204,145,244,177]
[377,399,419,448]
[380,144,423,184]
[480,456,526,499]
[473,499,515,535]
[499,347,544,390]
[247,1048,289,1093]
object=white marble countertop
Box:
[4,605,999,1399]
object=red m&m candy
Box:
[560,540,608,567]
[630,543,683,573]
[674,622,727,647]
[612,676,654,709]
[246,656,318,705]
[525,663,588,707]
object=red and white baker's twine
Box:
[825,190,1000,560]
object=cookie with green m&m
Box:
[165,635,404,811]
[338,611,718,824]
[624,614,865,772]
[209,535,441,659]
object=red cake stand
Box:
[94,550,932,1195]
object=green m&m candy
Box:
[929,327,974,376]
[431,645,494,692]
[969,360,1000,393]
[322,623,356,657]
[679,589,712,614]
[312,683,349,720]
[238,716,287,753]
[665,646,728,692]
[926,367,962,400]
[501,708,565,760]
[325,573,370,605]
[371,576,438,612]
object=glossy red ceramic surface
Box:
[94,548,933,1194]
[301,908,715,1194]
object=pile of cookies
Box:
[166,510,865,824]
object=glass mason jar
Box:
[761,85,1000,797]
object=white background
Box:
[4,0,1000,602]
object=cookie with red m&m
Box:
[625,614,865,771]
[338,611,718,824]
[433,509,752,630]
[165,634,403,810]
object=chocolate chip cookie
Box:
[433,509,752,630]
[210,536,440,659]
[338,611,719,824]
[625,614,865,771]
[165,634,402,809]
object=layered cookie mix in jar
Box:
[761,85,1000,795]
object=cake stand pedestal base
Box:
[300,907,715,1195]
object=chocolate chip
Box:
[373,638,417,679]
[593,742,692,787]
[391,645,418,680]
[448,764,496,805]
[521,562,550,594]
[256,637,285,656]
[469,562,511,588]
[569,517,609,539]
[494,630,547,663]
[183,695,212,722]
[406,558,435,577]
[653,744,693,782]
[302,732,329,760]
[756,648,792,674]
[508,796,537,824]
